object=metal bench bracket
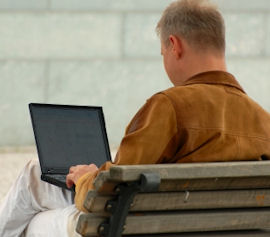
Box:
[98,172,160,237]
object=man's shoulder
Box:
[154,86,183,97]
[155,85,193,100]
[159,84,198,94]
[147,86,189,105]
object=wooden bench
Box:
[76,161,270,236]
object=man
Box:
[1,0,270,236]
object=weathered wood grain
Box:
[84,189,270,212]
[92,171,118,193]
[123,208,270,234]
[76,208,270,236]
[93,176,270,194]
[76,213,104,237]
[109,161,270,181]
[125,230,270,237]
[158,177,270,191]
[92,162,270,192]
[83,190,112,214]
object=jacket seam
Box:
[158,92,179,136]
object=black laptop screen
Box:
[29,104,111,174]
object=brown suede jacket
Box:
[75,71,270,211]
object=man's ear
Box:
[169,35,183,59]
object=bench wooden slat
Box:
[93,176,270,193]
[93,171,114,192]
[76,214,104,236]
[84,189,270,212]
[93,163,270,193]
[158,177,270,191]
[77,208,270,236]
[109,161,270,181]
[123,208,270,234]
[83,191,111,214]
[125,230,270,237]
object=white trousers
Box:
[0,159,82,237]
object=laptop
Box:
[29,103,111,191]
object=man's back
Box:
[162,71,270,163]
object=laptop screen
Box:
[29,103,111,174]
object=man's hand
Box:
[66,164,98,189]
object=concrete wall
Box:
[0,0,270,149]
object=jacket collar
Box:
[184,71,246,94]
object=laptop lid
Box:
[29,103,111,174]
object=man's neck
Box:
[174,53,227,86]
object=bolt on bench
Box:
[76,161,270,236]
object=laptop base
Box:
[41,174,75,192]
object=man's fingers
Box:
[89,164,98,170]
[66,173,75,188]
[66,164,99,188]
[69,166,76,173]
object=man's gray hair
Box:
[156,0,225,53]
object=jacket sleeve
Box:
[75,93,178,212]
